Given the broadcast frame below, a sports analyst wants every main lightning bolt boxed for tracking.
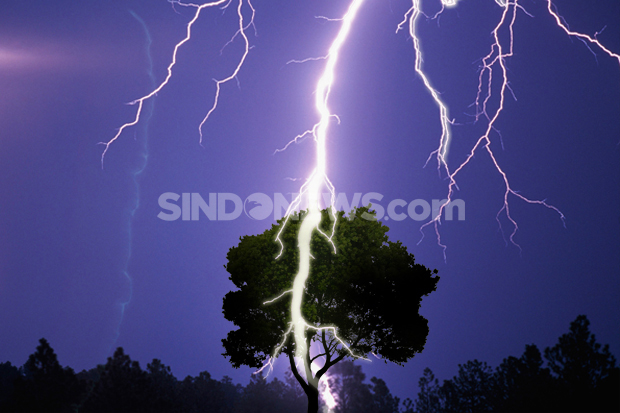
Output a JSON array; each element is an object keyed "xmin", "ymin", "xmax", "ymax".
[{"xmin": 259, "ymin": 0, "xmax": 367, "ymax": 385}]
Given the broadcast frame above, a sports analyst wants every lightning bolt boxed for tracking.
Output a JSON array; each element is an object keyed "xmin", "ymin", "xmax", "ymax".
[
  {"xmin": 546, "ymin": 1, "xmax": 620, "ymax": 67},
  {"xmin": 258, "ymin": 0, "xmax": 367, "ymax": 382},
  {"xmin": 110, "ymin": 10, "xmax": 157, "ymax": 349},
  {"xmin": 263, "ymin": 0, "xmax": 619, "ymax": 387},
  {"xmin": 398, "ymin": 1, "xmax": 453, "ymax": 170},
  {"xmin": 400, "ymin": 0, "xmax": 617, "ymax": 259},
  {"xmin": 99, "ymin": 0, "xmax": 254, "ymax": 167},
  {"xmin": 417, "ymin": 0, "xmax": 563, "ymax": 258}
]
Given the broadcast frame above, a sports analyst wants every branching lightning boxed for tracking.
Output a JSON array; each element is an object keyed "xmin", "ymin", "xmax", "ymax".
[
  {"xmin": 100, "ymin": 0, "xmax": 254, "ymax": 167},
  {"xmin": 546, "ymin": 1, "xmax": 620, "ymax": 67},
  {"xmin": 399, "ymin": 0, "xmax": 617, "ymax": 259},
  {"xmin": 397, "ymin": 1, "xmax": 452, "ymax": 170},
  {"xmin": 103, "ymin": 0, "xmax": 254, "ymax": 348},
  {"xmin": 263, "ymin": 1, "xmax": 618, "ymax": 401},
  {"xmin": 416, "ymin": 0, "xmax": 564, "ymax": 258}
]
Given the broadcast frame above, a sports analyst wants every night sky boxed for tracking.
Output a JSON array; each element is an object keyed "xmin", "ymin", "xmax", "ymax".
[{"xmin": 0, "ymin": 0, "xmax": 618, "ymax": 402}]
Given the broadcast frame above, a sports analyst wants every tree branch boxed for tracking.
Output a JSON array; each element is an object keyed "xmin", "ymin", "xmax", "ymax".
[
  {"xmin": 310, "ymin": 352, "xmax": 328, "ymax": 363},
  {"xmin": 288, "ymin": 351, "xmax": 310, "ymax": 394},
  {"xmin": 322, "ymin": 330, "xmax": 330, "ymax": 357},
  {"xmin": 316, "ymin": 334, "xmax": 365, "ymax": 380}
]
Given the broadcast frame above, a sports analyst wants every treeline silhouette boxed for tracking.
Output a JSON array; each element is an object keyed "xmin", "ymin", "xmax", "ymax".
[
  {"xmin": 0, "ymin": 342, "xmax": 397, "ymax": 412},
  {"xmin": 0, "ymin": 315, "xmax": 617, "ymax": 412},
  {"xmin": 404, "ymin": 315, "xmax": 619, "ymax": 413}
]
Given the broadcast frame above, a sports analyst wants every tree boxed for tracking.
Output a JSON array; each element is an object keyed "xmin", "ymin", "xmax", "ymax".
[
  {"xmin": 369, "ymin": 376, "xmax": 400, "ymax": 413},
  {"xmin": 12, "ymin": 338, "xmax": 84, "ymax": 413},
  {"xmin": 232, "ymin": 372, "xmax": 303, "ymax": 413},
  {"xmin": 413, "ymin": 368, "xmax": 441, "ymax": 413},
  {"xmin": 544, "ymin": 315, "xmax": 619, "ymax": 412},
  {"xmin": 82, "ymin": 347, "xmax": 151, "ymax": 412},
  {"xmin": 178, "ymin": 372, "xmax": 241, "ymax": 413},
  {"xmin": 409, "ymin": 315, "xmax": 620, "ymax": 413},
  {"xmin": 145, "ymin": 359, "xmax": 178, "ymax": 412},
  {"xmin": 441, "ymin": 360, "xmax": 493, "ymax": 413},
  {"xmin": 0, "ymin": 362, "xmax": 20, "ymax": 412},
  {"xmin": 492, "ymin": 344, "xmax": 554, "ymax": 412},
  {"xmin": 324, "ymin": 361, "xmax": 400, "ymax": 413},
  {"xmin": 222, "ymin": 206, "xmax": 439, "ymax": 413},
  {"xmin": 330, "ymin": 360, "xmax": 373, "ymax": 412}
]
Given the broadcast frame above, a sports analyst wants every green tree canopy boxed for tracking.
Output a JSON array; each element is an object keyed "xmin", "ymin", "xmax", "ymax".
[{"xmin": 222, "ymin": 206, "xmax": 439, "ymax": 412}]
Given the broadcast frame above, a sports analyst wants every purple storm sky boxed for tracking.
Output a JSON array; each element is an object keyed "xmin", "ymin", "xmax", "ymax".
[{"xmin": 0, "ymin": 0, "xmax": 618, "ymax": 402}]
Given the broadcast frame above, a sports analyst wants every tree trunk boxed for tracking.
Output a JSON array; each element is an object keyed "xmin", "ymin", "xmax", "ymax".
[{"xmin": 306, "ymin": 385, "xmax": 320, "ymax": 413}]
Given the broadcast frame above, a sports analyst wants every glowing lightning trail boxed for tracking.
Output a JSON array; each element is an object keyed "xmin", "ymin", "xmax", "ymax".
[
  {"xmin": 397, "ymin": 1, "xmax": 452, "ymax": 170},
  {"xmin": 265, "ymin": 0, "xmax": 619, "ymax": 379},
  {"xmin": 260, "ymin": 0, "xmax": 367, "ymax": 385},
  {"xmin": 288, "ymin": 0, "xmax": 365, "ymax": 370},
  {"xmin": 101, "ymin": 0, "xmax": 618, "ymax": 394}
]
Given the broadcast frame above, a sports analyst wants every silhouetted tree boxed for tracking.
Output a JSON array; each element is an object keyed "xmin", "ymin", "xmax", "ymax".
[
  {"xmin": 369, "ymin": 377, "xmax": 400, "ymax": 413},
  {"xmin": 233, "ymin": 372, "xmax": 305, "ymax": 413},
  {"xmin": 491, "ymin": 344, "xmax": 554, "ymax": 412},
  {"xmin": 330, "ymin": 360, "xmax": 374, "ymax": 412},
  {"xmin": 411, "ymin": 315, "xmax": 620, "ymax": 413},
  {"xmin": 284, "ymin": 368, "xmax": 309, "ymax": 411},
  {"xmin": 442, "ymin": 360, "xmax": 493, "ymax": 413},
  {"xmin": 81, "ymin": 347, "xmax": 151, "ymax": 412},
  {"xmin": 412, "ymin": 368, "xmax": 441, "ymax": 413},
  {"xmin": 178, "ymin": 371, "xmax": 240, "ymax": 412},
  {"xmin": 222, "ymin": 206, "xmax": 439, "ymax": 413},
  {"xmin": 544, "ymin": 315, "xmax": 619, "ymax": 412},
  {"xmin": 0, "ymin": 362, "xmax": 20, "ymax": 412},
  {"xmin": 12, "ymin": 338, "xmax": 83, "ymax": 412},
  {"xmin": 145, "ymin": 359, "xmax": 178, "ymax": 412}
]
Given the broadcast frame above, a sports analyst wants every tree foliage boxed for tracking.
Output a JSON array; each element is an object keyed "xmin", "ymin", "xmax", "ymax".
[
  {"xmin": 222, "ymin": 206, "xmax": 439, "ymax": 411},
  {"xmin": 222, "ymin": 207, "xmax": 439, "ymax": 368}
]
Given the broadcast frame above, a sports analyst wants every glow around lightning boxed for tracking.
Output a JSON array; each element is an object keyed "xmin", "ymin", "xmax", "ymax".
[
  {"xmin": 261, "ymin": 0, "xmax": 367, "ymax": 386},
  {"xmin": 289, "ymin": 0, "xmax": 365, "ymax": 363}
]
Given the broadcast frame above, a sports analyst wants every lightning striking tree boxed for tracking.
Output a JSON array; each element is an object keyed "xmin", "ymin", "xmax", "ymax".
[{"xmin": 222, "ymin": 206, "xmax": 439, "ymax": 413}]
